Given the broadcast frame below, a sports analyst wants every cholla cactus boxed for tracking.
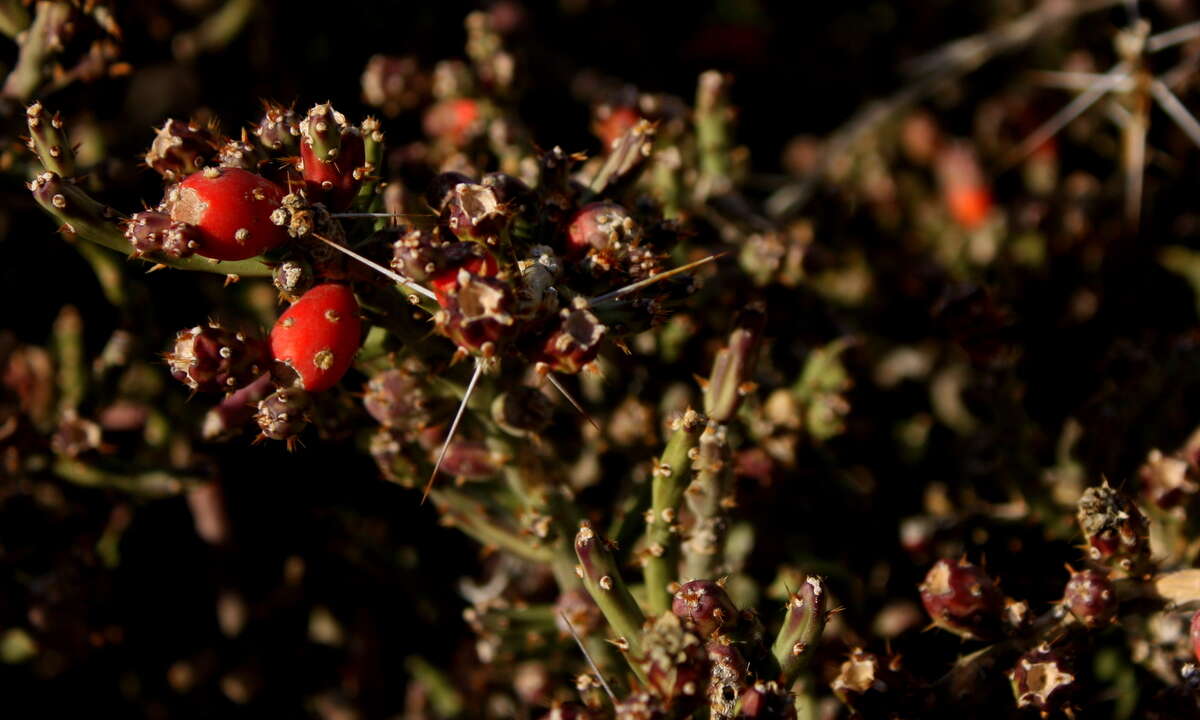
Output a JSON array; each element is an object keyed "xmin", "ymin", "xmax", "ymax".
[{"xmin": 18, "ymin": 5, "xmax": 1200, "ymax": 719}]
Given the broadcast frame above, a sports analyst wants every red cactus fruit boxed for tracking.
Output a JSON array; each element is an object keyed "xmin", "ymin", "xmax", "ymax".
[
  {"xmin": 671, "ymin": 579, "xmax": 737, "ymax": 637},
  {"xmin": 165, "ymin": 167, "xmax": 289, "ymax": 261},
  {"xmin": 919, "ymin": 557, "xmax": 1004, "ymax": 639},
  {"xmin": 270, "ymin": 284, "xmax": 363, "ymax": 392},
  {"xmin": 300, "ymin": 125, "xmax": 366, "ymax": 211},
  {"xmin": 1063, "ymin": 568, "xmax": 1117, "ymax": 629},
  {"xmin": 936, "ymin": 142, "xmax": 992, "ymax": 230}
]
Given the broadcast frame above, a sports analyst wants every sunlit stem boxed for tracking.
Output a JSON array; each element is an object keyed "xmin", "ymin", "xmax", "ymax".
[
  {"xmin": 422, "ymin": 357, "xmax": 485, "ymax": 504},
  {"xmin": 586, "ymin": 253, "xmax": 726, "ymax": 306},
  {"xmin": 312, "ymin": 232, "xmax": 437, "ymax": 301}
]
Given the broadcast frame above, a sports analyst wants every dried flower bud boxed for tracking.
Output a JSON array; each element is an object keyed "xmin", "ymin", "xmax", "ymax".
[
  {"xmin": 528, "ymin": 299, "xmax": 606, "ymax": 375},
  {"xmin": 638, "ymin": 613, "xmax": 709, "ymax": 709},
  {"xmin": 831, "ymin": 648, "xmax": 906, "ymax": 716},
  {"xmin": 919, "ymin": 557, "xmax": 1003, "ymax": 640},
  {"xmin": 1063, "ymin": 568, "xmax": 1117, "ymax": 629},
  {"xmin": 425, "ymin": 172, "xmax": 477, "ymax": 212},
  {"xmin": 145, "ymin": 118, "xmax": 221, "ymax": 180},
  {"xmin": 1009, "ymin": 644, "xmax": 1075, "ymax": 714},
  {"xmin": 166, "ymin": 323, "xmax": 268, "ymax": 393},
  {"xmin": 1139, "ymin": 447, "xmax": 1199, "ymax": 510},
  {"xmin": 444, "ymin": 182, "xmax": 509, "ymax": 240},
  {"xmin": 1076, "ymin": 482, "xmax": 1151, "ymax": 572}
]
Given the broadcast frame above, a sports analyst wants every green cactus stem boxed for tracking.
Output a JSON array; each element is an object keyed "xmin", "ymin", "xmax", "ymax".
[
  {"xmin": 356, "ymin": 117, "xmax": 385, "ymax": 206},
  {"xmin": 52, "ymin": 305, "xmax": 86, "ymax": 414},
  {"xmin": 0, "ymin": 0, "xmax": 30, "ymax": 39},
  {"xmin": 771, "ymin": 575, "xmax": 828, "ymax": 686},
  {"xmin": 3, "ymin": 1, "xmax": 73, "ymax": 101},
  {"xmin": 588, "ymin": 119, "xmax": 657, "ymax": 196},
  {"xmin": 26, "ymin": 101, "xmax": 75, "ymax": 177},
  {"xmin": 694, "ymin": 70, "xmax": 734, "ymax": 198},
  {"xmin": 172, "ymin": 0, "xmax": 258, "ymax": 60},
  {"xmin": 574, "ymin": 521, "xmax": 646, "ymax": 660},
  {"xmin": 29, "ymin": 172, "xmax": 272, "ymax": 277},
  {"xmin": 704, "ymin": 305, "xmax": 765, "ymax": 424},
  {"xmin": 644, "ymin": 408, "xmax": 705, "ymax": 614},
  {"xmin": 431, "ymin": 486, "xmax": 555, "ymax": 565},
  {"xmin": 52, "ymin": 458, "xmax": 202, "ymax": 497},
  {"xmin": 681, "ymin": 421, "xmax": 733, "ymax": 581}
]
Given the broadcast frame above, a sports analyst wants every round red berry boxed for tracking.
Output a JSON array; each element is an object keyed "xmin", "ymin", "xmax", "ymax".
[
  {"xmin": 166, "ymin": 167, "xmax": 289, "ymax": 261},
  {"xmin": 270, "ymin": 284, "xmax": 363, "ymax": 392}
]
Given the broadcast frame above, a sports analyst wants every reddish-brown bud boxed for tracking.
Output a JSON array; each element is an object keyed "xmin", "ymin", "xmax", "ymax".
[
  {"xmin": 255, "ymin": 388, "xmax": 311, "ymax": 443},
  {"xmin": 124, "ymin": 210, "xmax": 204, "ymax": 259},
  {"xmin": 671, "ymin": 579, "xmax": 737, "ymax": 637},
  {"xmin": 1063, "ymin": 568, "xmax": 1117, "ymax": 629},
  {"xmin": 145, "ymin": 118, "xmax": 221, "ymax": 180},
  {"xmin": 166, "ymin": 322, "xmax": 268, "ymax": 393},
  {"xmin": 919, "ymin": 557, "xmax": 1003, "ymax": 639}
]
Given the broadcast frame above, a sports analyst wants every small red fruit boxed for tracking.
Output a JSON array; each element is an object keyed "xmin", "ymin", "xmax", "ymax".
[
  {"xmin": 165, "ymin": 167, "xmax": 289, "ymax": 261},
  {"xmin": 270, "ymin": 284, "xmax": 363, "ymax": 392}
]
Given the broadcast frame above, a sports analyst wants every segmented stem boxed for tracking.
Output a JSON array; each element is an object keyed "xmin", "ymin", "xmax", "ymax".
[{"xmin": 643, "ymin": 409, "xmax": 705, "ymax": 614}]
